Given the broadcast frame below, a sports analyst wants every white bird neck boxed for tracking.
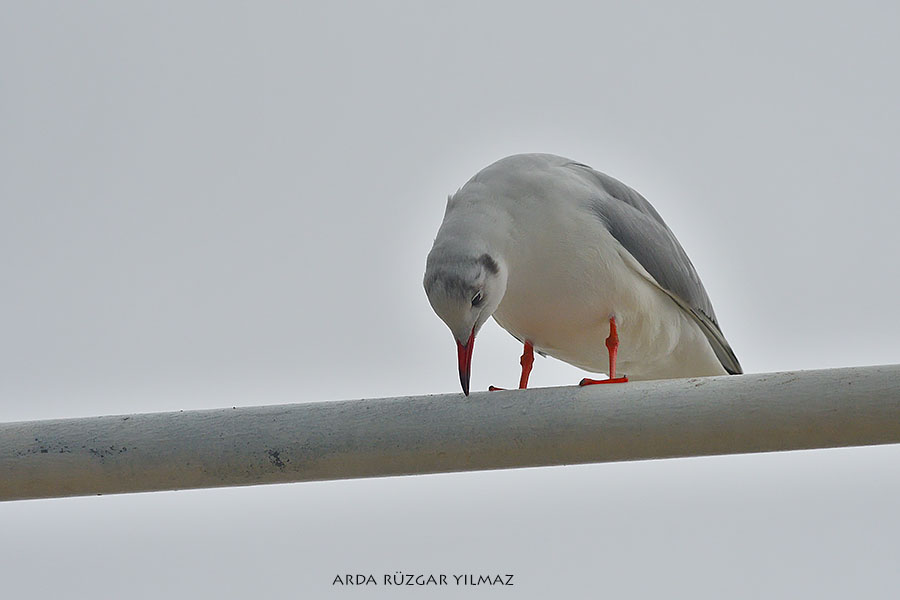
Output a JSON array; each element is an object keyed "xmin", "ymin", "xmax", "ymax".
[{"xmin": 434, "ymin": 189, "xmax": 515, "ymax": 264}]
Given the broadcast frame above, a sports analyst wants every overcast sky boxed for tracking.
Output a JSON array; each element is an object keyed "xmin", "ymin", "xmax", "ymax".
[{"xmin": 2, "ymin": 1, "xmax": 899, "ymax": 598}]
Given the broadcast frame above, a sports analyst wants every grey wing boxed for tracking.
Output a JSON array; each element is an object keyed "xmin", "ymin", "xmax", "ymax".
[{"xmin": 566, "ymin": 162, "xmax": 743, "ymax": 375}]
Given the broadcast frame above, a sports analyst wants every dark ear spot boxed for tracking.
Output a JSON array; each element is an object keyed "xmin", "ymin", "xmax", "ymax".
[{"xmin": 479, "ymin": 254, "xmax": 499, "ymax": 274}]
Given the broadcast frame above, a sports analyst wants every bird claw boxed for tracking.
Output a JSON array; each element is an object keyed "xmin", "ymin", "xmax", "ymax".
[
  {"xmin": 580, "ymin": 376, "xmax": 629, "ymax": 386},
  {"xmin": 488, "ymin": 385, "xmax": 505, "ymax": 391}
]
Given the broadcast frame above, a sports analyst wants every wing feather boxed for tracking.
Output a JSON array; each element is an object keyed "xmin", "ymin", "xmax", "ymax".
[{"xmin": 566, "ymin": 162, "xmax": 743, "ymax": 375}]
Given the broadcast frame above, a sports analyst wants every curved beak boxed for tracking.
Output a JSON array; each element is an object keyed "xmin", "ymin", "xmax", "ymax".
[{"xmin": 456, "ymin": 329, "xmax": 476, "ymax": 396}]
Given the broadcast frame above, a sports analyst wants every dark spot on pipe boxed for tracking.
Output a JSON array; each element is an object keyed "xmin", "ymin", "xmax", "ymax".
[
  {"xmin": 266, "ymin": 449, "xmax": 286, "ymax": 469},
  {"xmin": 89, "ymin": 445, "xmax": 126, "ymax": 461}
]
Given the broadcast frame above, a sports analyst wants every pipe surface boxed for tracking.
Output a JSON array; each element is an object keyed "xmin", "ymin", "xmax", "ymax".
[{"xmin": 1, "ymin": 365, "xmax": 899, "ymax": 501}]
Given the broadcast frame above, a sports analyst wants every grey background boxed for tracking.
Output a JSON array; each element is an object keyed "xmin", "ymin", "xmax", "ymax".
[{"xmin": 2, "ymin": 1, "xmax": 899, "ymax": 598}]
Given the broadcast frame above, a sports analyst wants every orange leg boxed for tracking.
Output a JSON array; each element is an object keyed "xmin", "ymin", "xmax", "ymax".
[
  {"xmin": 580, "ymin": 317, "xmax": 629, "ymax": 386},
  {"xmin": 518, "ymin": 341, "xmax": 534, "ymax": 389},
  {"xmin": 490, "ymin": 341, "xmax": 534, "ymax": 391}
]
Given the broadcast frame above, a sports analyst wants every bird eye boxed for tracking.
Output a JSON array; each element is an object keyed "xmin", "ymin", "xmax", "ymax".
[{"xmin": 471, "ymin": 291, "xmax": 484, "ymax": 307}]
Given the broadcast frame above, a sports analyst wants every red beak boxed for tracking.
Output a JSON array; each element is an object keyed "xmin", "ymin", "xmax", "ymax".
[{"xmin": 456, "ymin": 329, "xmax": 476, "ymax": 396}]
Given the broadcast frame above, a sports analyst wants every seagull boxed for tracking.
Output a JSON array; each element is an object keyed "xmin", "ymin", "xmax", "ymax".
[{"xmin": 423, "ymin": 153, "xmax": 742, "ymax": 395}]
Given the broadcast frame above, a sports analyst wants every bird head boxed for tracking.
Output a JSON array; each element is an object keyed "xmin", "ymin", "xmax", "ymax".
[{"xmin": 424, "ymin": 250, "xmax": 508, "ymax": 395}]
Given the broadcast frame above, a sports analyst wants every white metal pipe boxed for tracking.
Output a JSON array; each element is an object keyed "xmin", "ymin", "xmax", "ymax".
[{"xmin": 1, "ymin": 365, "xmax": 899, "ymax": 502}]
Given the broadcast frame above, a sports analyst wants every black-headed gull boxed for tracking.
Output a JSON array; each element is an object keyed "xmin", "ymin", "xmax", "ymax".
[{"xmin": 424, "ymin": 153, "xmax": 742, "ymax": 395}]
